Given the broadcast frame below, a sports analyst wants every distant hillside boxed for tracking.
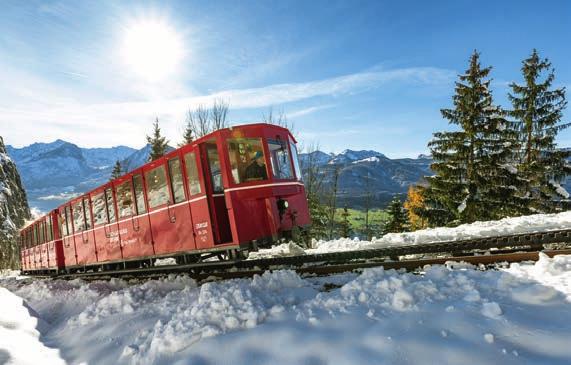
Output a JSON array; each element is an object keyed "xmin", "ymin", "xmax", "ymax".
[{"xmin": 299, "ymin": 149, "xmax": 432, "ymax": 208}]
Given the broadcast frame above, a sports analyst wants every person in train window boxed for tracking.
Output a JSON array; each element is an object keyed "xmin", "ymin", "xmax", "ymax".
[{"xmin": 245, "ymin": 151, "xmax": 268, "ymax": 181}]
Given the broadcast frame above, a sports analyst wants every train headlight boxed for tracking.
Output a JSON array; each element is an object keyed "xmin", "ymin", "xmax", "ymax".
[{"xmin": 277, "ymin": 198, "xmax": 288, "ymax": 219}]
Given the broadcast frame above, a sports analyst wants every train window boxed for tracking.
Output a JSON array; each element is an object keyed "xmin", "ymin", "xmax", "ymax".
[
  {"xmin": 168, "ymin": 158, "xmax": 186, "ymax": 203},
  {"xmin": 65, "ymin": 205, "xmax": 73, "ymax": 236},
  {"xmin": 227, "ymin": 138, "xmax": 268, "ymax": 184},
  {"xmin": 116, "ymin": 180, "xmax": 134, "ymax": 218},
  {"xmin": 59, "ymin": 211, "xmax": 67, "ymax": 237},
  {"xmin": 268, "ymin": 139, "xmax": 294, "ymax": 180},
  {"xmin": 84, "ymin": 198, "xmax": 93, "ymax": 230},
  {"xmin": 184, "ymin": 153, "xmax": 201, "ymax": 195},
  {"xmin": 289, "ymin": 140, "xmax": 302, "ymax": 181},
  {"xmin": 133, "ymin": 174, "xmax": 147, "ymax": 214},
  {"xmin": 73, "ymin": 201, "xmax": 86, "ymax": 233},
  {"xmin": 33, "ymin": 224, "xmax": 38, "ymax": 245},
  {"xmin": 92, "ymin": 192, "xmax": 107, "ymax": 226},
  {"xmin": 105, "ymin": 188, "xmax": 116, "ymax": 223},
  {"xmin": 39, "ymin": 221, "xmax": 45, "ymax": 244},
  {"xmin": 205, "ymin": 144, "xmax": 224, "ymax": 192},
  {"xmin": 46, "ymin": 215, "xmax": 53, "ymax": 242},
  {"xmin": 145, "ymin": 165, "xmax": 169, "ymax": 208}
]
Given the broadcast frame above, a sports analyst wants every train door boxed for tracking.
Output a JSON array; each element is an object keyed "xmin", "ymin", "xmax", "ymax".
[
  {"xmin": 183, "ymin": 151, "xmax": 214, "ymax": 249},
  {"xmin": 145, "ymin": 158, "xmax": 196, "ymax": 255},
  {"xmin": 61, "ymin": 204, "xmax": 77, "ymax": 267},
  {"xmin": 92, "ymin": 188, "xmax": 122, "ymax": 263},
  {"xmin": 115, "ymin": 175, "xmax": 154, "ymax": 259},
  {"xmin": 201, "ymin": 142, "xmax": 232, "ymax": 244}
]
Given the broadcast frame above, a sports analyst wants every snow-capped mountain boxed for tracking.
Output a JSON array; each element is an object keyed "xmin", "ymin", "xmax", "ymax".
[
  {"xmin": 329, "ymin": 149, "xmax": 386, "ymax": 164},
  {"xmin": 6, "ymin": 140, "xmax": 178, "ymax": 212},
  {"xmin": 298, "ymin": 149, "xmax": 433, "ymax": 208},
  {"xmin": 82, "ymin": 146, "xmax": 137, "ymax": 169},
  {"xmin": 6, "ymin": 141, "xmax": 138, "ymax": 212}
]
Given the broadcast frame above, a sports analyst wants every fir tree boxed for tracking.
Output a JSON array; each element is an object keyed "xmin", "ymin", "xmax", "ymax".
[
  {"xmin": 110, "ymin": 160, "xmax": 123, "ymax": 180},
  {"xmin": 384, "ymin": 196, "xmax": 408, "ymax": 233},
  {"xmin": 307, "ymin": 192, "xmax": 328, "ymax": 239},
  {"xmin": 180, "ymin": 119, "xmax": 194, "ymax": 147},
  {"xmin": 146, "ymin": 118, "xmax": 169, "ymax": 161},
  {"xmin": 509, "ymin": 49, "xmax": 570, "ymax": 212},
  {"xmin": 425, "ymin": 51, "xmax": 522, "ymax": 225},
  {"xmin": 338, "ymin": 205, "xmax": 352, "ymax": 238}
]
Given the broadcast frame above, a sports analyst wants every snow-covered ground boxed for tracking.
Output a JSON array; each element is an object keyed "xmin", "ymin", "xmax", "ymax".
[
  {"xmin": 1, "ymin": 253, "xmax": 571, "ymax": 364},
  {"xmin": 251, "ymin": 211, "xmax": 571, "ymax": 259}
]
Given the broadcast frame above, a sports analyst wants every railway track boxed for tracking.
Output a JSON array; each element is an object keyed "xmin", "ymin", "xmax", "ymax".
[{"xmin": 31, "ymin": 227, "xmax": 571, "ymax": 282}]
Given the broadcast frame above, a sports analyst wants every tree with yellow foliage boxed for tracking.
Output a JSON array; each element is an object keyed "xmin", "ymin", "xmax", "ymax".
[{"xmin": 404, "ymin": 185, "xmax": 429, "ymax": 231}]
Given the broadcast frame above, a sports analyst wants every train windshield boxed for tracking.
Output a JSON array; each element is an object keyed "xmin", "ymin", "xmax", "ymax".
[
  {"xmin": 227, "ymin": 138, "xmax": 268, "ymax": 184},
  {"xmin": 268, "ymin": 139, "xmax": 294, "ymax": 180},
  {"xmin": 289, "ymin": 140, "xmax": 302, "ymax": 180}
]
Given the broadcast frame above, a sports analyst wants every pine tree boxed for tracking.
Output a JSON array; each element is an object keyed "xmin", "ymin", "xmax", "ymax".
[
  {"xmin": 384, "ymin": 196, "xmax": 408, "ymax": 233},
  {"xmin": 338, "ymin": 205, "xmax": 352, "ymax": 238},
  {"xmin": 146, "ymin": 118, "xmax": 169, "ymax": 161},
  {"xmin": 404, "ymin": 185, "xmax": 428, "ymax": 231},
  {"xmin": 180, "ymin": 119, "xmax": 194, "ymax": 147},
  {"xmin": 509, "ymin": 49, "xmax": 570, "ymax": 212},
  {"xmin": 307, "ymin": 192, "xmax": 328, "ymax": 239},
  {"xmin": 424, "ymin": 51, "xmax": 522, "ymax": 225},
  {"xmin": 110, "ymin": 160, "xmax": 122, "ymax": 180}
]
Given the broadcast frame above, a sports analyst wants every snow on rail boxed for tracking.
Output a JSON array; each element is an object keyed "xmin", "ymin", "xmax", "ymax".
[{"xmin": 252, "ymin": 211, "xmax": 571, "ymax": 259}]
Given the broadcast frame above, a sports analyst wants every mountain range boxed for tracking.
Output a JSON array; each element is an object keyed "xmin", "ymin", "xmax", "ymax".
[
  {"xmin": 5, "ymin": 139, "xmax": 571, "ymax": 213},
  {"xmin": 6, "ymin": 140, "xmax": 148, "ymax": 212},
  {"xmin": 300, "ymin": 149, "xmax": 433, "ymax": 208},
  {"xmin": 6, "ymin": 140, "xmax": 434, "ymax": 211}
]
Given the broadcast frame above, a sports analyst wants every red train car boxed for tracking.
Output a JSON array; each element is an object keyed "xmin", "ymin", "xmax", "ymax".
[
  {"xmin": 19, "ymin": 210, "xmax": 64, "ymax": 274},
  {"xmin": 20, "ymin": 123, "xmax": 310, "ymax": 275}
]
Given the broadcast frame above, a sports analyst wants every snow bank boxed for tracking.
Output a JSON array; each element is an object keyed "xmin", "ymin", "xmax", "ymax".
[
  {"xmin": 287, "ymin": 211, "xmax": 571, "ymax": 255},
  {"xmin": 0, "ymin": 287, "xmax": 65, "ymax": 365},
  {"xmin": 1, "ymin": 255, "xmax": 570, "ymax": 364}
]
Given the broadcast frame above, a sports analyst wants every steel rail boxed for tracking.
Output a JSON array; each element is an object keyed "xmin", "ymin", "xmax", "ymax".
[
  {"xmin": 32, "ymin": 227, "xmax": 571, "ymax": 281},
  {"xmin": 51, "ymin": 248, "xmax": 571, "ymax": 283}
]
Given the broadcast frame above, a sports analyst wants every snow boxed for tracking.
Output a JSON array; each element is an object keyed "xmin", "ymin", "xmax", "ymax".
[
  {"xmin": 0, "ymin": 287, "xmax": 65, "ymax": 365},
  {"xmin": 254, "ymin": 211, "xmax": 571, "ymax": 257},
  {"xmin": 1, "ymin": 254, "xmax": 571, "ymax": 364},
  {"xmin": 550, "ymin": 180, "xmax": 570, "ymax": 199},
  {"xmin": 501, "ymin": 163, "xmax": 518, "ymax": 174},
  {"xmin": 352, "ymin": 156, "xmax": 381, "ymax": 164}
]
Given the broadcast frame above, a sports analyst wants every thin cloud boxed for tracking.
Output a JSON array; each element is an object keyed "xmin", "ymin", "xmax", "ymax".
[
  {"xmin": 0, "ymin": 66, "xmax": 455, "ymax": 147},
  {"xmin": 287, "ymin": 104, "xmax": 335, "ymax": 119}
]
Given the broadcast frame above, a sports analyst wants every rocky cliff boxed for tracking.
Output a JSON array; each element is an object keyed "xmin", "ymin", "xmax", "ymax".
[{"xmin": 0, "ymin": 136, "xmax": 31, "ymax": 268}]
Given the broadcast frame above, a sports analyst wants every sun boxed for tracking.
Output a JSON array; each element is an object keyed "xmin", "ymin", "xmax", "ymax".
[{"xmin": 121, "ymin": 19, "xmax": 184, "ymax": 82}]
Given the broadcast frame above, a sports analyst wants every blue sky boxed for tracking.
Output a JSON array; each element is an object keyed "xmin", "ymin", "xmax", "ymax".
[{"xmin": 0, "ymin": 0, "xmax": 569, "ymax": 157}]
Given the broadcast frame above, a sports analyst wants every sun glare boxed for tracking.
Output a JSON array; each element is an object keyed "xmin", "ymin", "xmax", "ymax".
[{"xmin": 121, "ymin": 19, "xmax": 184, "ymax": 82}]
